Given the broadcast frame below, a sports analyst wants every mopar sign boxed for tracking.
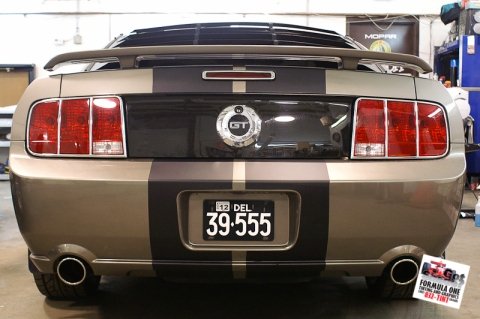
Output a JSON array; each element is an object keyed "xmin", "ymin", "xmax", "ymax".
[
  {"xmin": 365, "ymin": 34, "xmax": 398, "ymax": 40},
  {"xmin": 346, "ymin": 17, "xmax": 419, "ymax": 71}
]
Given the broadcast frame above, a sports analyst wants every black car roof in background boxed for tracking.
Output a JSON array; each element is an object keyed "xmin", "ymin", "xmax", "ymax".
[
  {"xmin": 110, "ymin": 22, "xmax": 361, "ymax": 49},
  {"xmin": 44, "ymin": 22, "xmax": 431, "ymax": 73}
]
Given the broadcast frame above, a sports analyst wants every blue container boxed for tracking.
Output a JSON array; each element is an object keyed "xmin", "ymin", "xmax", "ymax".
[{"xmin": 475, "ymin": 197, "xmax": 480, "ymax": 227}]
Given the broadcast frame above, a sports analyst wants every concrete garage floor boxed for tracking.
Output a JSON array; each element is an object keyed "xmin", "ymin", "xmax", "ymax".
[{"xmin": 1, "ymin": 181, "xmax": 479, "ymax": 319}]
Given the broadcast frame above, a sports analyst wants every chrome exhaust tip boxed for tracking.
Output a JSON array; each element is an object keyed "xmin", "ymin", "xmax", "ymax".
[
  {"xmin": 56, "ymin": 257, "xmax": 87, "ymax": 286},
  {"xmin": 390, "ymin": 258, "xmax": 419, "ymax": 286}
]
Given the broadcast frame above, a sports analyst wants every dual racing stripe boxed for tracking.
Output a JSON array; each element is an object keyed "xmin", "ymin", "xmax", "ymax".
[
  {"xmin": 148, "ymin": 66, "xmax": 329, "ymax": 279},
  {"xmin": 148, "ymin": 160, "xmax": 330, "ymax": 279}
]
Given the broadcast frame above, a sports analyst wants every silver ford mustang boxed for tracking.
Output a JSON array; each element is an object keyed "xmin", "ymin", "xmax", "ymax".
[{"xmin": 10, "ymin": 22, "xmax": 465, "ymax": 300}]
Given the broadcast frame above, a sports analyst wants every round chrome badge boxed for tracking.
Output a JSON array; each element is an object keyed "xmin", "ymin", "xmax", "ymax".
[{"xmin": 216, "ymin": 105, "xmax": 261, "ymax": 148}]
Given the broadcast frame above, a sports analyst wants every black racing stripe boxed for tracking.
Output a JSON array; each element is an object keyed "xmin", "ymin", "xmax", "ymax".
[
  {"xmin": 246, "ymin": 182, "xmax": 329, "ymax": 278},
  {"xmin": 152, "ymin": 66, "xmax": 326, "ymax": 94},
  {"xmin": 153, "ymin": 66, "xmax": 231, "ymax": 93},
  {"xmin": 151, "ymin": 263, "xmax": 233, "ymax": 280},
  {"xmin": 148, "ymin": 161, "xmax": 233, "ymax": 276},
  {"xmin": 246, "ymin": 67, "xmax": 326, "ymax": 94},
  {"xmin": 245, "ymin": 161, "xmax": 329, "ymax": 278}
]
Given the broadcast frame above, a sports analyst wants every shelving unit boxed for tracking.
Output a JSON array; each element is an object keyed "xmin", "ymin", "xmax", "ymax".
[{"xmin": 435, "ymin": 34, "xmax": 480, "ymax": 178}]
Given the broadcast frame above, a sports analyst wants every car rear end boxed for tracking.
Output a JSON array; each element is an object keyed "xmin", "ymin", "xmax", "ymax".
[{"xmin": 9, "ymin": 23, "xmax": 466, "ymax": 299}]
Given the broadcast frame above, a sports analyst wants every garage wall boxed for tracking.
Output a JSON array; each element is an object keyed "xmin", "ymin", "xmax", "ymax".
[
  {"xmin": 0, "ymin": 0, "xmax": 454, "ymax": 78},
  {"xmin": 0, "ymin": 70, "xmax": 30, "ymax": 107}
]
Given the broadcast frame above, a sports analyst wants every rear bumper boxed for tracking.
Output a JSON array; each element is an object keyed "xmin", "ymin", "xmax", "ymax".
[{"xmin": 10, "ymin": 141, "xmax": 466, "ymax": 278}]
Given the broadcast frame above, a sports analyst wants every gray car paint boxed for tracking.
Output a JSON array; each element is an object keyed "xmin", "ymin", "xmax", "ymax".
[{"xmin": 10, "ymin": 60, "xmax": 466, "ymax": 279}]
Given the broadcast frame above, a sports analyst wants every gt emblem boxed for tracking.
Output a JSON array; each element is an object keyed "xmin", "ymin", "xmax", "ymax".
[
  {"xmin": 229, "ymin": 121, "xmax": 249, "ymax": 130},
  {"xmin": 216, "ymin": 105, "xmax": 261, "ymax": 148}
]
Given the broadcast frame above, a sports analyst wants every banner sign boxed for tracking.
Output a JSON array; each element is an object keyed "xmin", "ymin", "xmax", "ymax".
[
  {"xmin": 346, "ymin": 17, "xmax": 419, "ymax": 74},
  {"xmin": 413, "ymin": 254, "xmax": 470, "ymax": 309}
]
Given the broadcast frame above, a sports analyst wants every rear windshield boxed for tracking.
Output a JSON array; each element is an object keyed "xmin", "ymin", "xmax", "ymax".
[{"xmin": 125, "ymin": 95, "xmax": 353, "ymax": 159}]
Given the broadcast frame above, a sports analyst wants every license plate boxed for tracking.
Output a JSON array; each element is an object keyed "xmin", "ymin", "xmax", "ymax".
[{"xmin": 203, "ymin": 200, "xmax": 274, "ymax": 241}]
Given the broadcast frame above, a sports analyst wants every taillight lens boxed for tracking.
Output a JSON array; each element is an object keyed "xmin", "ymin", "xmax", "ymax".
[
  {"xmin": 27, "ymin": 96, "xmax": 125, "ymax": 157},
  {"xmin": 60, "ymin": 99, "xmax": 90, "ymax": 154},
  {"xmin": 28, "ymin": 100, "xmax": 59, "ymax": 154},
  {"xmin": 353, "ymin": 99, "xmax": 385, "ymax": 157},
  {"xmin": 92, "ymin": 97, "xmax": 124, "ymax": 155},
  {"xmin": 418, "ymin": 102, "xmax": 448, "ymax": 157},
  {"xmin": 387, "ymin": 101, "xmax": 416, "ymax": 157},
  {"xmin": 353, "ymin": 98, "xmax": 448, "ymax": 159}
]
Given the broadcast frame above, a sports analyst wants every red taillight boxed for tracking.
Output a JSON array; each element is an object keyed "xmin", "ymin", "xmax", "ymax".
[
  {"xmin": 353, "ymin": 99, "xmax": 385, "ymax": 157},
  {"xmin": 92, "ymin": 97, "xmax": 124, "ymax": 155},
  {"xmin": 353, "ymin": 98, "xmax": 448, "ymax": 159},
  {"xmin": 387, "ymin": 101, "xmax": 416, "ymax": 157},
  {"xmin": 60, "ymin": 99, "xmax": 90, "ymax": 154},
  {"xmin": 28, "ymin": 100, "xmax": 59, "ymax": 154},
  {"xmin": 27, "ymin": 96, "xmax": 125, "ymax": 157},
  {"xmin": 418, "ymin": 102, "xmax": 448, "ymax": 157}
]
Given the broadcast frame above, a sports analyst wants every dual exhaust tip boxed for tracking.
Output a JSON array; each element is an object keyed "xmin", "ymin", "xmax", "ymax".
[{"xmin": 56, "ymin": 257, "xmax": 87, "ymax": 286}]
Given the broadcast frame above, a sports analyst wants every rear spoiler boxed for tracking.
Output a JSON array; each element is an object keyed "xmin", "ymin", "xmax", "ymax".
[{"xmin": 44, "ymin": 45, "xmax": 432, "ymax": 74}]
